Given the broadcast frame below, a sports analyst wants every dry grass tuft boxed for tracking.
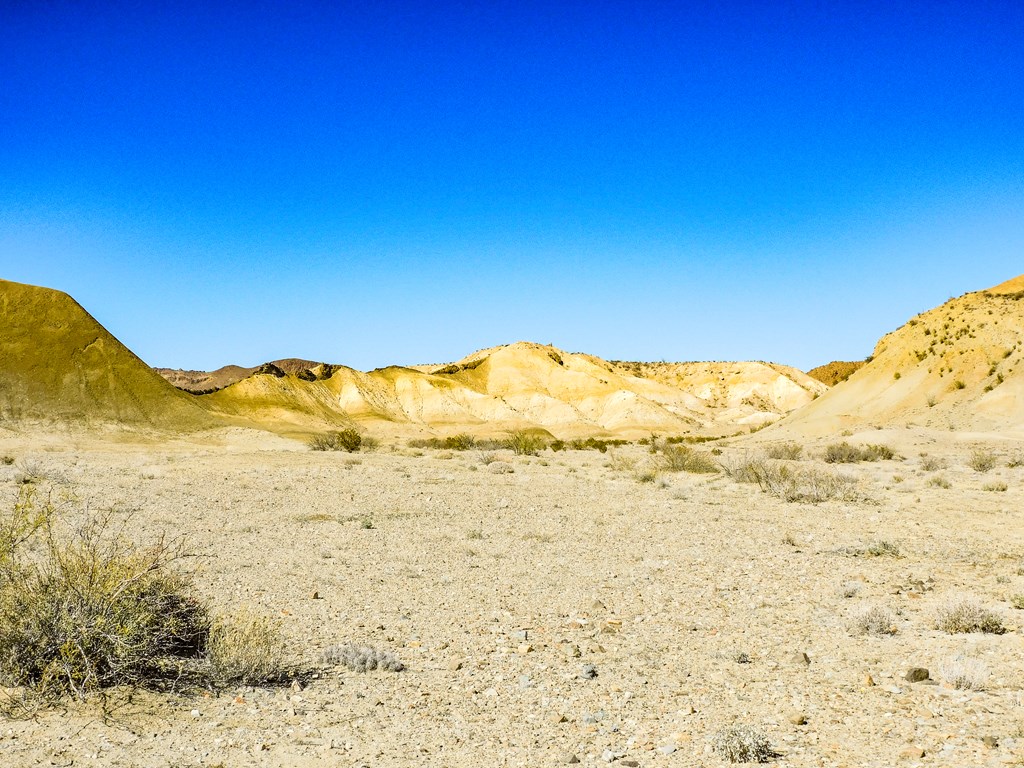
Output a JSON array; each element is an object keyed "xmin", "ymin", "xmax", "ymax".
[
  {"xmin": 711, "ymin": 724, "xmax": 776, "ymax": 763},
  {"xmin": 938, "ymin": 655, "xmax": 989, "ymax": 690},
  {"xmin": 850, "ymin": 606, "xmax": 898, "ymax": 636},
  {"xmin": 207, "ymin": 609, "xmax": 288, "ymax": 686}
]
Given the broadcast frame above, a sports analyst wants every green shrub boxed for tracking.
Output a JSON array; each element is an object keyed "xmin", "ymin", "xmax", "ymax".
[
  {"xmin": 309, "ymin": 429, "xmax": 362, "ymax": 452},
  {"xmin": 824, "ymin": 442, "xmax": 895, "ymax": 463},
  {"xmin": 0, "ymin": 489, "xmax": 209, "ymax": 698}
]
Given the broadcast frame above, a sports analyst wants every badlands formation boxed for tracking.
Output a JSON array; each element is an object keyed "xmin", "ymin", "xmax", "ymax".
[{"xmin": 0, "ymin": 275, "xmax": 1023, "ymax": 767}]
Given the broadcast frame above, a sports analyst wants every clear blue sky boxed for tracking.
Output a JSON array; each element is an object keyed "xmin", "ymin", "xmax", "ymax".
[{"xmin": 2, "ymin": 1, "xmax": 1022, "ymax": 371}]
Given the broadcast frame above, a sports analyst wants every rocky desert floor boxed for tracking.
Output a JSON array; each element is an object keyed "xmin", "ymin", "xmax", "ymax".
[{"xmin": 1, "ymin": 427, "xmax": 1023, "ymax": 767}]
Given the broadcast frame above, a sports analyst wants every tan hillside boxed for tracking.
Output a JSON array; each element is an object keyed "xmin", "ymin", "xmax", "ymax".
[
  {"xmin": 806, "ymin": 360, "xmax": 865, "ymax": 386},
  {"xmin": 0, "ymin": 279, "xmax": 213, "ymax": 430},
  {"xmin": 775, "ymin": 274, "xmax": 1024, "ymax": 435},
  {"xmin": 202, "ymin": 341, "xmax": 826, "ymax": 438}
]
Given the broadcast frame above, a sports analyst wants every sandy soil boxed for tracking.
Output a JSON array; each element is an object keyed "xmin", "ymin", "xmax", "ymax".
[{"xmin": 0, "ymin": 428, "xmax": 1023, "ymax": 767}]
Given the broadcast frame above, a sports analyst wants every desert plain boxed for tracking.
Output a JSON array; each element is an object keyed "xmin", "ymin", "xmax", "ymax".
[{"xmin": 1, "ymin": 276, "xmax": 1024, "ymax": 767}]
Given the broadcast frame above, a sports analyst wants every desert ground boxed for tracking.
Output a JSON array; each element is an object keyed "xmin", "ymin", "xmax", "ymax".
[{"xmin": 1, "ymin": 427, "xmax": 1022, "ymax": 767}]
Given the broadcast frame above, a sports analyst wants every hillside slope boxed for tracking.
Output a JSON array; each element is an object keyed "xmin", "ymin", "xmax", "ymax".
[
  {"xmin": 0, "ymin": 279, "xmax": 213, "ymax": 430},
  {"xmin": 775, "ymin": 274, "xmax": 1024, "ymax": 435}
]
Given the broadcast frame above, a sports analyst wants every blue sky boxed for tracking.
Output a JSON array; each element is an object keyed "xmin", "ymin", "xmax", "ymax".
[{"xmin": 2, "ymin": 1, "xmax": 1022, "ymax": 371}]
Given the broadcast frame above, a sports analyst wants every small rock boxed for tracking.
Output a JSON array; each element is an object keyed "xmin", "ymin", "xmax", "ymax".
[
  {"xmin": 621, "ymin": 761, "xmax": 640, "ymax": 767},
  {"xmin": 899, "ymin": 746, "xmax": 925, "ymax": 759},
  {"xmin": 311, "ymin": 591, "xmax": 321, "ymax": 599},
  {"xmin": 564, "ymin": 753, "xmax": 580, "ymax": 764},
  {"xmin": 448, "ymin": 659, "xmax": 463, "ymax": 671},
  {"xmin": 789, "ymin": 651, "xmax": 811, "ymax": 666},
  {"xmin": 518, "ymin": 675, "xmax": 533, "ymax": 689},
  {"xmin": 981, "ymin": 735, "xmax": 999, "ymax": 748},
  {"xmin": 190, "ymin": 709, "xmax": 201, "ymax": 718},
  {"xmin": 863, "ymin": 674, "xmax": 876, "ymax": 687},
  {"xmin": 550, "ymin": 712, "xmax": 568, "ymax": 724},
  {"xmin": 788, "ymin": 711, "xmax": 808, "ymax": 725},
  {"xmin": 580, "ymin": 663, "xmax": 598, "ymax": 680},
  {"xmin": 657, "ymin": 743, "xmax": 677, "ymax": 755},
  {"xmin": 517, "ymin": 643, "xmax": 534, "ymax": 654},
  {"xmin": 601, "ymin": 749, "xmax": 617, "ymax": 762},
  {"xmin": 905, "ymin": 667, "xmax": 930, "ymax": 683},
  {"xmin": 489, "ymin": 462, "xmax": 514, "ymax": 475}
]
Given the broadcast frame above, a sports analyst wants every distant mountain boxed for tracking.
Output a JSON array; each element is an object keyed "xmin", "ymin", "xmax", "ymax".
[{"xmin": 776, "ymin": 274, "xmax": 1024, "ymax": 435}]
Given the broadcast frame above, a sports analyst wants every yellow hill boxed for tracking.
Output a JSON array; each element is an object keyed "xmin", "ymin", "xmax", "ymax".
[
  {"xmin": 203, "ymin": 341, "xmax": 825, "ymax": 438},
  {"xmin": 775, "ymin": 275, "xmax": 1024, "ymax": 435},
  {"xmin": 0, "ymin": 279, "xmax": 213, "ymax": 430}
]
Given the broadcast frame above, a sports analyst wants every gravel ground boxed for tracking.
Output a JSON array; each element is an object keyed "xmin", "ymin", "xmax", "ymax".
[{"xmin": 0, "ymin": 430, "xmax": 1022, "ymax": 767}]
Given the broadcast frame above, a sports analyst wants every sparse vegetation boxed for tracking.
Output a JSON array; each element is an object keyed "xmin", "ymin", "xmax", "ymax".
[
  {"xmin": 711, "ymin": 724, "xmax": 776, "ymax": 763},
  {"xmin": 722, "ymin": 455, "xmax": 858, "ymax": 503},
  {"xmin": 928, "ymin": 475, "xmax": 951, "ymax": 489},
  {"xmin": 935, "ymin": 598, "xmax": 1005, "ymax": 634},
  {"xmin": 920, "ymin": 456, "xmax": 946, "ymax": 471},
  {"xmin": 983, "ymin": 481, "xmax": 1008, "ymax": 492},
  {"xmin": 309, "ymin": 429, "xmax": 363, "ymax": 452}
]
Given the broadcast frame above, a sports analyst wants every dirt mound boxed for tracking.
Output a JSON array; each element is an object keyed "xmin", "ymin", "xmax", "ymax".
[
  {"xmin": 0, "ymin": 279, "xmax": 213, "ymax": 430},
  {"xmin": 806, "ymin": 360, "xmax": 865, "ymax": 386},
  {"xmin": 775, "ymin": 274, "xmax": 1024, "ymax": 435}
]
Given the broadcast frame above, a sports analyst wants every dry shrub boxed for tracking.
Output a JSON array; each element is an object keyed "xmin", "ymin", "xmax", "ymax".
[
  {"xmin": 850, "ymin": 606, "xmax": 898, "ymax": 636},
  {"xmin": 935, "ymin": 598, "xmax": 1005, "ymax": 634},
  {"xmin": 711, "ymin": 724, "xmax": 776, "ymax": 763},
  {"xmin": 308, "ymin": 429, "xmax": 362, "ymax": 452},
  {"xmin": 920, "ymin": 456, "xmax": 947, "ymax": 471},
  {"xmin": 656, "ymin": 444, "xmax": 718, "ymax": 474},
  {"xmin": 939, "ymin": 655, "xmax": 989, "ymax": 690},
  {"xmin": 765, "ymin": 442, "xmax": 803, "ymax": 460},
  {"xmin": 607, "ymin": 450, "xmax": 638, "ymax": 472},
  {"xmin": 968, "ymin": 448, "xmax": 998, "ymax": 472},
  {"xmin": 207, "ymin": 609, "xmax": 287, "ymax": 685}
]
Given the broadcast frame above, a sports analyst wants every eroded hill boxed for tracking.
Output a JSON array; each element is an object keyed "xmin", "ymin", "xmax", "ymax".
[{"xmin": 775, "ymin": 274, "xmax": 1024, "ymax": 435}]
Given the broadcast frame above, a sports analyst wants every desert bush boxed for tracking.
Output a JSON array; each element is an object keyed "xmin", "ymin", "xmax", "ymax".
[
  {"xmin": 765, "ymin": 442, "xmax": 803, "ymax": 460},
  {"xmin": 920, "ymin": 456, "xmax": 947, "ymax": 471},
  {"xmin": 607, "ymin": 450, "xmax": 638, "ymax": 472},
  {"xmin": 938, "ymin": 655, "xmax": 989, "ymax": 690},
  {"xmin": 865, "ymin": 540, "xmax": 901, "ymax": 557},
  {"xmin": 320, "ymin": 643, "xmax": 405, "ymax": 672},
  {"xmin": 711, "ymin": 724, "xmax": 776, "ymax": 763},
  {"xmin": 824, "ymin": 442, "xmax": 895, "ymax": 463},
  {"xmin": 928, "ymin": 475, "xmax": 951, "ymax": 489},
  {"xmin": 1010, "ymin": 594, "xmax": 1024, "ymax": 610},
  {"xmin": 935, "ymin": 598, "xmax": 1005, "ymax": 634},
  {"xmin": 506, "ymin": 430, "xmax": 545, "ymax": 456},
  {"xmin": 850, "ymin": 606, "xmax": 898, "ymax": 636},
  {"xmin": 983, "ymin": 481, "xmax": 1008, "ymax": 492},
  {"xmin": 968, "ymin": 448, "xmax": 998, "ymax": 472},
  {"xmin": 656, "ymin": 444, "xmax": 718, "ymax": 474},
  {"xmin": 207, "ymin": 609, "xmax": 287, "ymax": 685},
  {"xmin": 1, "ymin": 456, "xmax": 13, "ymax": 466},
  {"xmin": 308, "ymin": 429, "xmax": 362, "ymax": 452},
  {"xmin": 0, "ymin": 489, "xmax": 209, "ymax": 698}
]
